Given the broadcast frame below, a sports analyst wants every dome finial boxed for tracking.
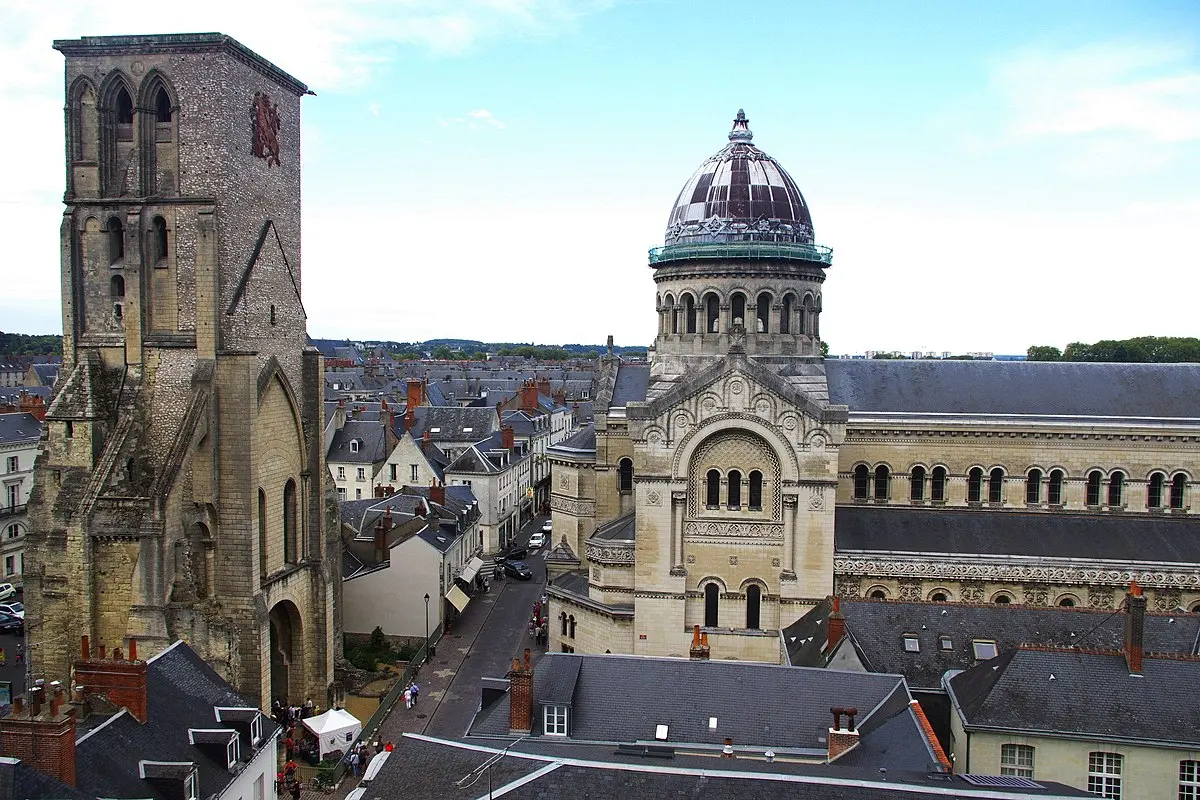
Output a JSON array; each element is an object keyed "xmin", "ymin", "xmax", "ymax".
[{"xmin": 728, "ymin": 108, "xmax": 753, "ymax": 142}]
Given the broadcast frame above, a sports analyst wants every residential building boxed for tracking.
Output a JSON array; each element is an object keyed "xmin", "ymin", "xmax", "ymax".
[
  {"xmin": 0, "ymin": 638, "xmax": 278, "ymax": 800},
  {"xmin": 445, "ymin": 426, "xmax": 533, "ymax": 552},
  {"xmin": 26, "ymin": 33, "xmax": 337, "ymax": 707},
  {"xmin": 0, "ymin": 412, "xmax": 40, "ymax": 585},
  {"xmin": 946, "ymin": 587, "xmax": 1200, "ymax": 799}
]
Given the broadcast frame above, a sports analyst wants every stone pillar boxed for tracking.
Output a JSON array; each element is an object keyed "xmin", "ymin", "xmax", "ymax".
[
  {"xmin": 671, "ymin": 491, "xmax": 686, "ymax": 570},
  {"xmin": 783, "ymin": 494, "xmax": 798, "ymax": 578}
]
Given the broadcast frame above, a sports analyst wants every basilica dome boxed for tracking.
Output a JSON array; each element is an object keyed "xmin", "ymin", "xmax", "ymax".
[{"xmin": 664, "ymin": 110, "xmax": 814, "ymax": 247}]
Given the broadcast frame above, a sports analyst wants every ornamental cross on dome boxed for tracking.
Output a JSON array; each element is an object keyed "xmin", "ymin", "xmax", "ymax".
[{"xmin": 251, "ymin": 92, "xmax": 282, "ymax": 167}]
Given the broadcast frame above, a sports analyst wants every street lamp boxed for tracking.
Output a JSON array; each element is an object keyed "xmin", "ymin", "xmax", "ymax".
[{"xmin": 423, "ymin": 593, "xmax": 430, "ymax": 663}]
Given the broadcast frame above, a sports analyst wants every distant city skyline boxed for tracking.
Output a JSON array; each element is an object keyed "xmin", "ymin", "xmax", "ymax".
[{"xmin": 3, "ymin": 1, "xmax": 1198, "ymax": 354}]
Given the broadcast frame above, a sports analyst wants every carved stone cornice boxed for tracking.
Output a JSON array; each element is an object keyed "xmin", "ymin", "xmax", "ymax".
[
  {"xmin": 586, "ymin": 540, "xmax": 634, "ymax": 565},
  {"xmin": 683, "ymin": 520, "xmax": 784, "ymax": 541},
  {"xmin": 834, "ymin": 552, "xmax": 1200, "ymax": 590},
  {"xmin": 551, "ymin": 495, "xmax": 595, "ymax": 516}
]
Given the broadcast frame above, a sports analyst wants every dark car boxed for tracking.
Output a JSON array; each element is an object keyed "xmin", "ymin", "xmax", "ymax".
[
  {"xmin": 0, "ymin": 611, "xmax": 23, "ymax": 634},
  {"xmin": 502, "ymin": 561, "xmax": 533, "ymax": 580},
  {"xmin": 497, "ymin": 544, "xmax": 528, "ymax": 562}
]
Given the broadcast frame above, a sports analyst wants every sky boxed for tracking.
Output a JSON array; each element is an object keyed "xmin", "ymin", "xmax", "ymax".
[{"xmin": 2, "ymin": 1, "xmax": 1198, "ymax": 355}]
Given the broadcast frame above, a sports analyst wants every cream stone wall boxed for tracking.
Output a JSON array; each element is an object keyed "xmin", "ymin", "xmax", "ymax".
[{"xmin": 950, "ymin": 718, "xmax": 1200, "ymax": 800}]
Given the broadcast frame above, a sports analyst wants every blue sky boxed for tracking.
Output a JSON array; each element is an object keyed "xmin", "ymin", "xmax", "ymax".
[{"xmin": 2, "ymin": 1, "xmax": 1198, "ymax": 354}]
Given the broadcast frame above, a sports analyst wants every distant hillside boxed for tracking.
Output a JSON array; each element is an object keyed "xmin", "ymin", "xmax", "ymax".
[
  {"xmin": 0, "ymin": 332, "xmax": 62, "ymax": 357},
  {"xmin": 311, "ymin": 337, "xmax": 647, "ymax": 358}
]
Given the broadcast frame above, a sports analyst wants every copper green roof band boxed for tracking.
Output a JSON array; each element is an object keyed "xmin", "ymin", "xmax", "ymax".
[{"xmin": 648, "ymin": 241, "xmax": 833, "ymax": 266}]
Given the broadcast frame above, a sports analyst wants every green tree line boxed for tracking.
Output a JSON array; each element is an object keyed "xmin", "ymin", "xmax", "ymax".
[
  {"xmin": 0, "ymin": 332, "xmax": 62, "ymax": 356},
  {"xmin": 1027, "ymin": 337, "xmax": 1200, "ymax": 363}
]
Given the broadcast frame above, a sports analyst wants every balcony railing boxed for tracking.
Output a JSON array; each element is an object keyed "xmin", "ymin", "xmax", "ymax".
[
  {"xmin": 0, "ymin": 504, "xmax": 26, "ymax": 518},
  {"xmin": 648, "ymin": 240, "xmax": 833, "ymax": 266}
]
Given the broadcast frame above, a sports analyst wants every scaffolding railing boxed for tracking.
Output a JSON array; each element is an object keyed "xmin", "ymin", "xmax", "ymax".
[{"xmin": 648, "ymin": 241, "xmax": 833, "ymax": 266}]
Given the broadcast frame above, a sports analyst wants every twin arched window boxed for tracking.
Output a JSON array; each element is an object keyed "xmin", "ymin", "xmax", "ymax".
[{"xmin": 702, "ymin": 582, "xmax": 762, "ymax": 631}]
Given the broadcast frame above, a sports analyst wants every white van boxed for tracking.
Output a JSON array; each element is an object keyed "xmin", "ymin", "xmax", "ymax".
[{"xmin": 359, "ymin": 750, "xmax": 391, "ymax": 785}]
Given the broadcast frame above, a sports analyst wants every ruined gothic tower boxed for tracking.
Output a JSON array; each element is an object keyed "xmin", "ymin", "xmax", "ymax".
[{"xmin": 25, "ymin": 34, "xmax": 340, "ymax": 707}]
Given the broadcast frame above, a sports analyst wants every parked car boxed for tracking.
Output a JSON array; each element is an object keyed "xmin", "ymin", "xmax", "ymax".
[
  {"xmin": 502, "ymin": 561, "xmax": 533, "ymax": 580},
  {"xmin": 0, "ymin": 612, "xmax": 23, "ymax": 634},
  {"xmin": 528, "ymin": 531, "xmax": 546, "ymax": 549},
  {"xmin": 541, "ymin": 520, "xmax": 553, "ymax": 533},
  {"xmin": 0, "ymin": 601, "xmax": 23, "ymax": 619},
  {"xmin": 0, "ymin": 583, "xmax": 15, "ymax": 602}
]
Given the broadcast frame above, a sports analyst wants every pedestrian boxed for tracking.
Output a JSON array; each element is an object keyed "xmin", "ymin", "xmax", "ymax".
[
  {"xmin": 284, "ymin": 733, "xmax": 294, "ymax": 759},
  {"xmin": 304, "ymin": 697, "xmax": 314, "ymax": 718},
  {"xmin": 411, "ymin": 682, "xmax": 420, "ymax": 706},
  {"xmin": 528, "ymin": 621, "xmax": 535, "ymax": 640},
  {"xmin": 15, "ymin": 642, "xmax": 22, "ymax": 664},
  {"xmin": 384, "ymin": 741, "xmax": 394, "ymax": 752},
  {"xmin": 348, "ymin": 750, "xmax": 360, "ymax": 778},
  {"xmin": 403, "ymin": 685, "xmax": 412, "ymax": 710},
  {"xmin": 289, "ymin": 780, "xmax": 301, "ymax": 800}
]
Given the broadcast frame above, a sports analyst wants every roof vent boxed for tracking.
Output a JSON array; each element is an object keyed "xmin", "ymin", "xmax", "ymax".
[{"xmin": 654, "ymin": 724, "xmax": 668, "ymax": 741}]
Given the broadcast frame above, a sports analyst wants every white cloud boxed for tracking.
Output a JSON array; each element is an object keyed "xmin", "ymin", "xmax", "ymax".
[
  {"xmin": 367, "ymin": 101, "xmax": 382, "ymax": 117},
  {"xmin": 438, "ymin": 109, "xmax": 508, "ymax": 129},
  {"xmin": 991, "ymin": 41, "xmax": 1200, "ymax": 144}
]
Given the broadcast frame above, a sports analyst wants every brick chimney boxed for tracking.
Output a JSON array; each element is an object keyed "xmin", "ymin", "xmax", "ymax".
[
  {"xmin": 407, "ymin": 379, "xmax": 423, "ymax": 411},
  {"xmin": 1124, "ymin": 581, "xmax": 1146, "ymax": 676},
  {"xmin": 520, "ymin": 381, "xmax": 538, "ymax": 411},
  {"xmin": 827, "ymin": 596, "xmax": 846, "ymax": 652},
  {"xmin": 0, "ymin": 685, "xmax": 77, "ymax": 786},
  {"xmin": 508, "ymin": 648, "xmax": 533, "ymax": 734},
  {"xmin": 430, "ymin": 480, "xmax": 446, "ymax": 507},
  {"xmin": 689, "ymin": 624, "xmax": 710, "ymax": 660},
  {"xmin": 374, "ymin": 513, "xmax": 389, "ymax": 563},
  {"xmin": 501, "ymin": 425, "xmax": 514, "ymax": 450},
  {"xmin": 536, "ymin": 376, "xmax": 551, "ymax": 397},
  {"xmin": 827, "ymin": 706, "xmax": 860, "ymax": 762},
  {"xmin": 73, "ymin": 636, "xmax": 149, "ymax": 723}
]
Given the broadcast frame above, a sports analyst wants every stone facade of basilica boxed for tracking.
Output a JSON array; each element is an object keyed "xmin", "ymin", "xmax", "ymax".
[{"xmin": 547, "ymin": 111, "xmax": 1200, "ymax": 661}]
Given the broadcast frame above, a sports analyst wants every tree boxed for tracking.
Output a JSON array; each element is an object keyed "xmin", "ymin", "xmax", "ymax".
[
  {"xmin": 820, "ymin": 341, "xmax": 829, "ymax": 358},
  {"xmin": 1026, "ymin": 345, "xmax": 1062, "ymax": 361}
]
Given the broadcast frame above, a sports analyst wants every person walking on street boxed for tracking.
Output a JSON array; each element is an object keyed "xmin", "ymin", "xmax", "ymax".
[
  {"xmin": 289, "ymin": 780, "xmax": 301, "ymax": 800},
  {"xmin": 411, "ymin": 682, "xmax": 420, "ymax": 706},
  {"xmin": 403, "ymin": 685, "xmax": 412, "ymax": 710}
]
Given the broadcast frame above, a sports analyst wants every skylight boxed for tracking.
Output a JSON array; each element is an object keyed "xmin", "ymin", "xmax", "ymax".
[
  {"xmin": 903, "ymin": 634, "xmax": 920, "ymax": 653},
  {"xmin": 939, "ymin": 635, "xmax": 953, "ymax": 651},
  {"xmin": 972, "ymin": 640, "xmax": 998, "ymax": 660}
]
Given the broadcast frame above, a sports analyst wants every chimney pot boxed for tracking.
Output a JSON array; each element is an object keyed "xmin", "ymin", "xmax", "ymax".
[
  {"xmin": 722, "ymin": 738, "xmax": 735, "ymax": 758},
  {"xmin": 128, "ymin": 638, "xmax": 137, "ymax": 661},
  {"xmin": 113, "ymin": 647, "xmax": 122, "ymax": 661},
  {"xmin": 845, "ymin": 707, "xmax": 858, "ymax": 732},
  {"xmin": 81, "ymin": 635, "xmax": 90, "ymax": 660},
  {"xmin": 98, "ymin": 644, "xmax": 106, "ymax": 659}
]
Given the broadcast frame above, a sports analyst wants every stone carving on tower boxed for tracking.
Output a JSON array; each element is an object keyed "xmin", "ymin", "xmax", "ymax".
[{"xmin": 25, "ymin": 34, "xmax": 339, "ymax": 708}]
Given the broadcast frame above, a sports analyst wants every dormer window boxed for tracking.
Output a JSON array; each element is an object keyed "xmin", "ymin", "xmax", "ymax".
[
  {"xmin": 972, "ymin": 639, "xmax": 998, "ymax": 660},
  {"xmin": 543, "ymin": 704, "xmax": 568, "ymax": 736},
  {"xmin": 226, "ymin": 736, "xmax": 240, "ymax": 768},
  {"xmin": 349, "ymin": 439, "xmax": 360, "ymax": 453},
  {"xmin": 250, "ymin": 714, "xmax": 262, "ymax": 745},
  {"xmin": 939, "ymin": 635, "xmax": 953, "ymax": 651}
]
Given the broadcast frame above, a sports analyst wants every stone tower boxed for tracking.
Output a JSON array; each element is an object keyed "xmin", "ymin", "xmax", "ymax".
[{"xmin": 25, "ymin": 34, "xmax": 339, "ymax": 707}]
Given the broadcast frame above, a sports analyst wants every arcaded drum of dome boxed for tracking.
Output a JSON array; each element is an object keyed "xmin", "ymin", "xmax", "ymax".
[{"xmin": 664, "ymin": 110, "xmax": 814, "ymax": 246}]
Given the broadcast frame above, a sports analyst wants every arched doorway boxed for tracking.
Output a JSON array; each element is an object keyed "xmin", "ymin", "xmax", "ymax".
[{"xmin": 269, "ymin": 600, "xmax": 304, "ymax": 705}]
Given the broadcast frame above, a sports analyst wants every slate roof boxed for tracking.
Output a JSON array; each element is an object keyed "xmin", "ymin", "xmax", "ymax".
[
  {"xmin": 785, "ymin": 598, "xmax": 1200, "ymax": 689},
  {"xmin": 835, "ymin": 505, "xmax": 1200, "ymax": 563},
  {"xmin": 327, "ymin": 420, "xmax": 388, "ymax": 464},
  {"xmin": 548, "ymin": 422, "xmax": 595, "ymax": 455},
  {"xmin": 3, "ymin": 757, "xmax": 95, "ymax": 800},
  {"xmin": 0, "ymin": 412, "xmax": 41, "ymax": 446},
  {"xmin": 826, "ymin": 359, "xmax": 1200, "ymax": 419},
  {"xmin": 948, "ymin": 647, "xmax": 1200, "ymax": 747},
  {"xmin": 75, "ymin": 641, "xmax": 278, "ymax": 800},
  {"xmin": 409, "ymin": 406, "xmax": 499, "ymax": 442},
  {"xmin": 469, "ymin": 652, "xmax": 911, "ymax": 753},
  {"xmin": 611, "ymin": 363, "xmax": 650, "ymax": 406},
  {"xmin": 592, "ymin": 512, "xmax": 636, "ymax": 541},
  {"xmin": 29, "ymin": 363, "xmax": 59, "ymax": 387}
]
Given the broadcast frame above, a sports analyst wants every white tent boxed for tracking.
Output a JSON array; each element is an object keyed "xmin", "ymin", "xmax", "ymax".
[{"xmin": 301, "ymin": 708, "xmax": 362, "ymax": 759}]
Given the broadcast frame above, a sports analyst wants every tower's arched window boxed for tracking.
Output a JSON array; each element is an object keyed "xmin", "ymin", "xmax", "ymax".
[
  {"xmin": 115, "ymin": 86, "xmax": 134, "ymax": 138},
  {"xmin": 745, "ymin": 584, "xmax": 761, "ymax": 630},
  {"xmin": 1086, "ymin": 470, "xmax": 1102, "ymax": 506},
  {"xmin": 151, "ymin": 216, "xmax": 168, "ymax": 263},
  {"xmin": 618, "ymin": 458, "xmax": 633, "ymax": 492},
  {"xmin": 989, "ymin": 468, "xmax": 1004, "ymax": 504},
  {"xmin": 705, "ymin": 293, "xmax": 719, "ymax": 333},
  {"xmin": 706, "ymin": 469, "xmax": 721, "ymax": 508},
  {"xmin": 258, "ymin": 488, "xmax": 268, "ymax": 578},
  {"xmin": 704, "ymin": 583, "xmax": 719, "ymax": 628},
  {"xmin": 874, "ymin": 465, "xmax": 890, "ymax": 500},
  {"xmin": 748, "ymin": 470, "xmax": 763, "ymax": 510},
  {"xmin": 756, "ymin": 292, "xmax": 771, "ymax": 333},
  {"xmin": 853, "ymin": 464, "xmax": 869, "ymax": 500},
  {"xmin": 728, "ymin": 470, "xmax": 742, "ymax": 508},
  {"xmin": 1048, "ymin": 469, "xmax": 1065, "ymax": 505},
  {"xmin": 559, "ymin": 612, "xmax": 568, "ymax": 636},
  {"xmin": 910, "ymin": 466, "xmax": 925, "ymax": 501},
  {"xmin": 283, "ymin": 479, "xmax": 298, "ymax": 563},
  {"xmin": 1171, "ymin": 473, "xmax": 1187, "ymax": 510},
  {"xmin": 684, "ymin": 295, "xmax": 696, "ymax": 334},
  {"xmin": 730, "ymin": 292, "xmax": 746, "ymax": 328},
  {"xmin": 1026, "ymin": 469, "xmax": 1042, "ymax": 504},
  {"xmin": 110, "ymin": 275, "xmax": 125, "ymax": 298},
  {"xmin": 568, "ymin": 615, "xmax": 576, "ymax": 639},
  {"xmin": 967, "ymin": 467, "xmax": 984, "ymax": 503},
  {"xmin": 1148, "ymin": 472, "xmax": 1165, "ymax": 509},
  {"xmin": 799, "ymin": 295, "xmax": 813, "ymax": 335},
  {"xmin": 1108, "ymin": 471, "xmax": 1124, "ymax": 507},
  {"xmin": 664, "ymin": 294, "xmax": 677, "ymax": 334},
  {"xmin": 931, "ymin": 466, "xmax": 947, "ymax": 502},
  {"xmin": 154, "ymin": 86, "xmax": 172, "ymax": 123},
  {"xmin": 780, "ymin": 294, "xmax": 794, "ymax": 333},
  {"xmin": 107, "ymin": 217, "xmax": 124, "ymax": 264}
]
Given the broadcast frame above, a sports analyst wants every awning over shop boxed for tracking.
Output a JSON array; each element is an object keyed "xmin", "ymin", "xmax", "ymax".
[
  {"xmin": 460, "ymin": 555, "xmax": 486, "ymax": 584},
  {"xmin": 446, "ymin": 584, "xmax": 471, "ymax": 613}
]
